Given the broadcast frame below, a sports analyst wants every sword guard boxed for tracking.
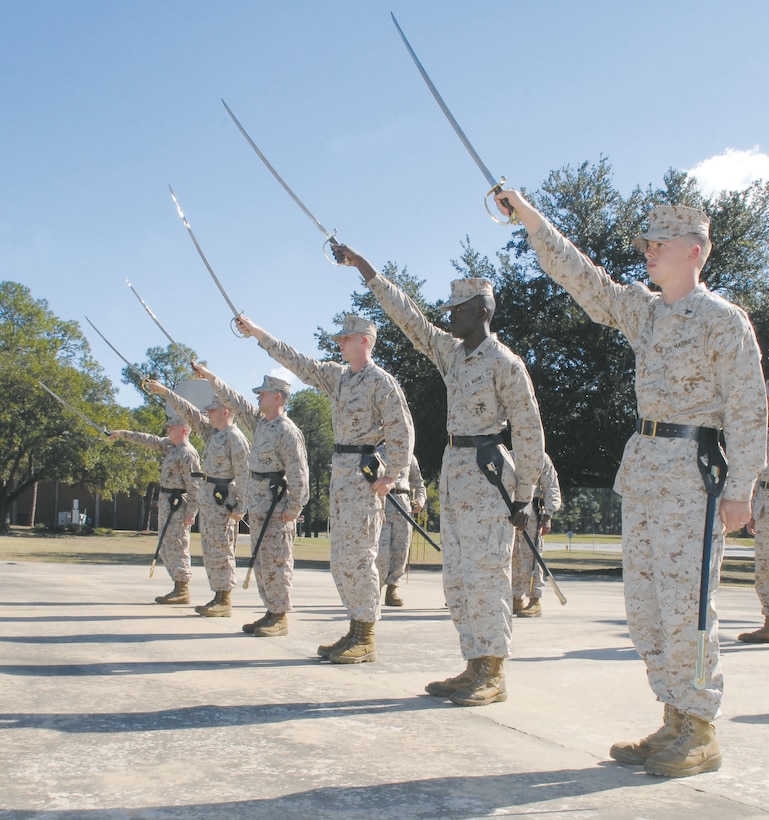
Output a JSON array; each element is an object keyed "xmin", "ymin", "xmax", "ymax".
[
  {"xmin": 484, "ymin": 179, "xmax": 520, "ymax": 225},
  {"xmin": 324, "ymin": 234, "xmax": 350, "ymax": 266},
  {"xmin": 230, "ymin": 315, "xmax": 246, "ymax": 338}
]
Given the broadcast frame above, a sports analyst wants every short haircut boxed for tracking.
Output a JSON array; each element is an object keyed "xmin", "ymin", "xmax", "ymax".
[
  {"xmin": 687, "ymin": 232, "xmax": 712, "ymax": 269},
  {"xmin": 477, "ymin": 292, "xmax": 496, "ymax": 322}
]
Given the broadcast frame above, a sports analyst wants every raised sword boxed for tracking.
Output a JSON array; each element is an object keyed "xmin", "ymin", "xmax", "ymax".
[
  {"xmin": 221, "ymin": 98, "xmax": 348, "ymax": 264},
  {"xmin": 168, "ymin": 186, "xmax": 245, "ymax": 334},
  {"xmin": 125, "ymin": 278, "xmax": 196, "ymax": 367},
  {"xmin": 84, "ymin": 315, "xmax": 150, "ymax": 388},
  {"xmin": 38, "ymin": 381, "xmax": 110, "ymax": 436},
  {"xmin": 390, "ymin": 13, "xmax": 517, "ymax": 224}
]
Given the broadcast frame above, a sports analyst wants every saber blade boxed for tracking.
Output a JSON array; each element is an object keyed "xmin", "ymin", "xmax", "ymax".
[
  {"xmin": 168, "ymin": 186, "xmax": 242, "ymax": 320},
  {"xmin": 221, "ymin": 98, "xmax": 336, "ymax": 242},
  {"xmin": 391, "ymin": 13, "xmax": 499, "ymax": 189},
  {"xmin": 84, "ymin": 315, "xmax": 148, "ymax": 384},
  {"xmin": 38, "ymin": 381, "xmax": 109, "ymax": 436},
  {"xmin": 125, "ymin": 278, "xmax": 195, "ymax": 366}
]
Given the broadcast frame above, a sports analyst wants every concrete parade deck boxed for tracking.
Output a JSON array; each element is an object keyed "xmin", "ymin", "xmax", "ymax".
[{"xmin": 1, "ymin": 560, "xmax": 768, "ymax": 819}]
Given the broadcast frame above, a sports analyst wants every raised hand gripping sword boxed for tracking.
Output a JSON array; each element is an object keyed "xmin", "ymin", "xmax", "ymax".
[
  {"xmin": 390, "ymin": 13, "xmax": 517, "ymax": 225},
  {"xmin": 125, "ymin": 278, "xmax": 196, "ymax": 367},
  {"xmin": 168, "ymin": 186, "xmax": 245, "ymax": 336},
  {"xmin": 221, "ymin": 98, "xmax": 349, "ymax": 265},
  {"xmin": 38, "ymin": 381, "xmax": 110, "ymax": 436}
]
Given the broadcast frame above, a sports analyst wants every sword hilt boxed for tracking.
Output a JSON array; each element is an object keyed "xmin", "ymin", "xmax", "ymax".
[
  {"xmin": 324, "ymin": 234, "xmax": 351, "ymax": 266},
  {"xmin": 484, "ymin": 180, "xmax": 520, "ymax": 225},
  {"xmin": 230, "ymin": 315, "xmax": 246, "ymax": 339}
]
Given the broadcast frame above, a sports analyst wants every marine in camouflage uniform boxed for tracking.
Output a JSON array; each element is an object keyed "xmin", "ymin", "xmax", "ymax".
[
  {"xmin": 236, "ymin": 312, "xmax": 414, "ymax": 663},
  {"xmin": 513, "ymin": 453, "xmax": 561, "ymax": 618},
  {"xmin": 497, "ymin": 190, "xmax": 766, "ymax": 777},
  {"xmin": 377, "ymin": 451, "xmax": 427, "ymax": 607},
  {"xmin": 334, "ymin": 246, "xmax": 545, "ymax": 707},
  {"xmin": 740, "ymin": 422, "xmax": 769, "ymax": 643},
  {"xmin": 147, "ymin": 380, "xmax": 250, "ymax": 618},
  {"xmin": 192, "ymin": 363, "xmax": 309, "ymax": 637},
  {"xmin": 110, "ymin": 418, "xmax": 201, "ymax": 604}
]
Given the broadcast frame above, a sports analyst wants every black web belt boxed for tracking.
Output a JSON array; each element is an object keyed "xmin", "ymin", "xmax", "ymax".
[
  {"xmin": 334, "ymin": 444, "xmax": 377, "ymax": 454},
  {"xmin": 160, "ymin": 487, "xmax": 185, "ymax": 493},
  {"xmin": 448, "ymin": 432, "xmax": 504, "ymax": 448},
  {"xmin": 191, "ymin": 472, "xmax": 233, "ymax": 483},
  {"xmin": 251, "ymin": 470, "xmax": 286, "ymax": 480},
  {"xmin": 635, "ymin": 419, "xmax": 719, "ymax": 442}
]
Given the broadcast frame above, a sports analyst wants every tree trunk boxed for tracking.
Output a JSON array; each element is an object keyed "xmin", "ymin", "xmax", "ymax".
[
  {"xmin": 29, "ymin": 481, "xmax": 38, "ymax": 527},
  {"xmin": 143, "ymin": 483, "xmax": 158, "ymax": 532}
]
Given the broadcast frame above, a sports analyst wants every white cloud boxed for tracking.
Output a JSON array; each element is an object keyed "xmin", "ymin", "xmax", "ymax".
[{"xmin": 688, "ymin": 146, "xmax": 769, "ymax": 197}]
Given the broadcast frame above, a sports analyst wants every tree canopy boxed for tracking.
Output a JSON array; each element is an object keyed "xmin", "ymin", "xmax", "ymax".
[
  {"xmin": 318, "ymin": 159, "xmax": 769, "ymax": 496},
  {"xmin": 462, "ymin": 161, "xmax": 769, "ymax": 490},
  {"xmin": 287, "ymin": 388, "xmax": 333, "ymax": 534},
  {"xmin": 5, "ymin": 159, "xmax": 768, "ymax": 534},
  {"xmin": 0, "ymin": 282, "xmax": 133, "ymax": 530}
]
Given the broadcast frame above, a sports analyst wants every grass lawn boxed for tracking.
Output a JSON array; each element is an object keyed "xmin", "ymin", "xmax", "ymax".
[{"xmin": 0, "ymin": 527, "xmax": 754, "ymax": 586}]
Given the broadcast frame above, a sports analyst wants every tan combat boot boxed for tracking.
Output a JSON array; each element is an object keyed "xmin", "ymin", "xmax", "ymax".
[
  {"xmin": 738, "ymin": 615, "xmax": 769, "ymax": 643},
  {"xmin": 644, "ymin": 712, "xmax": 721, "ymax": 777},
  {"xmin": 513, "ymin": 596, "xmax": 525, "ymax": 614},
  {"xmin": 385, "ymin": 585, "xmax": 404, "ymax": 607},
  {"xmin": 254, "ymin": 612, "xmax": 289, "ymax": 637},
  {"xmin": 449, "ymin": 656, "xmax": 507, "ymax": 706},
  {"xmin": 517, "ymin": 597, "xmax": 542, "ymax": 618},
  {"xmin": 155, "ymin": 580, "xmax": 190, "ymax": 605},
  {"xmin": 610, "ymin": 704, "xmax": 683, "ymax": 764},
  {"xmin": 242, "ymin": 612, "xmax": 271, "ymax": 634},
  {"xmin": 329, "ymin": 620, "xmax": 376, "ymax": 664},
  {"xmin": 318, "ymin": 621, "xmax": 355, "ymax": 659},
  {"xmin": 425, "ymin": 658, "xmax": 484, "ymax": 697},
  {"xmin": 195, "ymin": 590, "xmax": 232, "ymax": 617}
]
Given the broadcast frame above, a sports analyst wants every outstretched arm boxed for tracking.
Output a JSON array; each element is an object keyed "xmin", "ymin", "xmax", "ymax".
[
  {"xmin": 494, "ymin": 189, "xmax": 543, "ymax": 235},
  {"xmin": 235, "ymin": 315, "xmax": 267, "ymax": 342},
  {"xmin": 333, "ymin": 245, "xmax": 379, "ymax": 284}
]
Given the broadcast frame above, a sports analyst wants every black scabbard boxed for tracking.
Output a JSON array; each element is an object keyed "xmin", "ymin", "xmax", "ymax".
[{"xmin": 386, "ymin": 492, "xmax": 441, "ymax": 552}]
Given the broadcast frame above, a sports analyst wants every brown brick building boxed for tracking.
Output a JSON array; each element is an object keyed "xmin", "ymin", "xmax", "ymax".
[{"xmin": 11, "ymin": 480, "xmax": 150, "ymax": 531}]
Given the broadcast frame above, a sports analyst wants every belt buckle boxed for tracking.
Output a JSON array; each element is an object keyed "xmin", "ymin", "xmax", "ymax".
[
  {"xmin": 640, "ymin": 419, "xmax": 658, "ymax": 438},
  {"xmin": 448, "ymin": 435, "xmax": 455, "ymax": 447}
]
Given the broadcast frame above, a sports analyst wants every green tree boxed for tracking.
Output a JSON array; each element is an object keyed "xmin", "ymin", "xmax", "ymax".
[
  {"xmin": 0, "ymin": 282, "xmax": 135, "ymax": 530},
  {"xmin": 123, "ymin": 343, "xmax": 200, "ymax": 395},
  {"xmin": 287, "ymin": 388, "xmax": 333, "ymax": 535},
  {"xmin": 456, "ymin": 159, "xmax": 769, "ymax": 494}
]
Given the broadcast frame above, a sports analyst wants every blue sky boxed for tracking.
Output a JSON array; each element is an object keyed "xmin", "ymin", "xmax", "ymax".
[{"xmin": 3, "ymin": 0, "xmax": 769, "ymax": 408}]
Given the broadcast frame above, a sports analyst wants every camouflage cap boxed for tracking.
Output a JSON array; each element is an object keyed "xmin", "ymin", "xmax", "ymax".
[
  {"xmin": 330, "ymin": 314, "xmax": 377, "ymax": 342},
  {"xmin": 166, "ymin": 412, "xmax": 184, "ymax": 426},
  {"xmin": 252, "ymin": 375, "xmax": 291, "ymax": 395},
  {"xmin": 633, "ymin": 205, "xmax": 710, "ymax": 253},
  {"xmin": 440, "ymin": 278, "xmax": 495, "ymax": 311}
]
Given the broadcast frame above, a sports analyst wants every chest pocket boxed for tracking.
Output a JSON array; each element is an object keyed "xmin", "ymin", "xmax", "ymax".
[{"xmin": 636, "ymin": 314, "xmax": 714, "ymax": 411}]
